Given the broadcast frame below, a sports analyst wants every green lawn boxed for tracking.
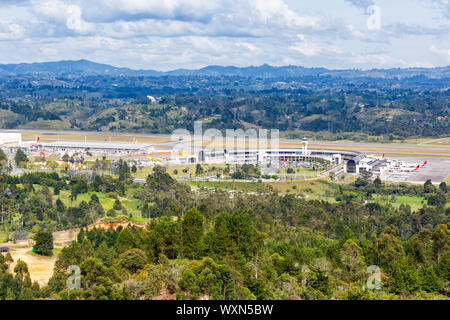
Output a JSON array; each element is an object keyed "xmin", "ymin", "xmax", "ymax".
[
  {"xmin": 372, "ymin": 194, "xmax": 449, "ymax": 210},
  {"xmin": 28, "ymin": 248, "xmax": 62, "ymax": 257},
  {"xmin": 134, "ymin": 164, "xmax": 229, "ymax": 179},
  {"xmin": 187, "ymin": 180, "xmax": 266, "ymax": 193},
  {"xmin": 187, "ymin": 178, "xmax": 341, "ymax": 198},
  {"xmin": 57, "ymin": 190, "xmax": 142, "ymax": 217},
  {"xmin": 266, "ymin": 178, "xmax": 338, "ymax": 195},
  {"xmin": 278, "ymin": 167, "xmax": 318, "ymax": 175}
]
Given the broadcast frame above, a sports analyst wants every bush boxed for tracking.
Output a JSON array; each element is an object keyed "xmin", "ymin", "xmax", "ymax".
[
  {"xmin": 119, "ymin": 249, "xmax": 148, "ymax": 273},
  {"xmin": 107, "ymin": 209, "xmax": 117, "ymax": 217}
]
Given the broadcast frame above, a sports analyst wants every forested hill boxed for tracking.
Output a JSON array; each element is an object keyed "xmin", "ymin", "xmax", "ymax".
[
  {"xmin": 0, "ymin": 59, "xmax": 449, "ymax": 79},
  {"xmin": 0, "ymin": 60, "xmax": 448, "ymax": 140}
]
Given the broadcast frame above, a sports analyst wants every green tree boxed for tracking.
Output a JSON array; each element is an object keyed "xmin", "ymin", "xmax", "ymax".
[
  {"xmin": 0, "ymin": 148, "xmax": 7, "ymax": 172},
  {"xmin": 420, "ymin": 266, "xmax": 443, "ymax": 293},
  {"xmin": 19, "ymin": 287, "xmax": 33, "ymax": 300},
  {"xmin": 374, "ymin": 230, "xmax": 404, "ymax": 271},
  {"xmin": 119, "ymin": 249, "xmax": 148, "ymax": 274},
  {"xmin": 389, "ymin": 262, "xmax": 420, "ymax": 294},
  {"xmin": 14, "ymin": 149, "xmax": 28, "ymax": 166},
  {"xmin": 178, "ymin": 257, "xmax": 236, "ymax": 300},
  {"xmin": 432, "ymin": 224, "xmax": 449, "ymax": 263},
  {"xmin": 340, "ymin": 239, "xmax": 366, "ymax": 281},
  {"xmin": 427, "ymin": 192, "xmax": 447, "ymax": 206},
  {"xmin": 0, "ymin": 148, "xmax": 7, "ymax": 161},
  {"xmin": 117, "ymin": 159, "xmax": 131, "ymax": 181},
  {"xmin": 328, "ymin": 172, "xmax": 335, "ymax": 182},
  {"xmin": 374, "ymin": 177, "xmax": 382, "ymax": 188},
  {"xmin": 33, "ymin": 230, "xmax": 54, "ymax": 256},
  {"xmin": 62, "ymin": 153, "xmax": 70, "ymax": 163},
  {"xmin": 113, "ymin": 198, "xmax": 122, "ymax": 211},
  {"xmin": 182, "ymin": 208, "xmax": 204, "ymax": 259},
  {"xmin": 80, "ymin": 257, "xmax": 109, "ymax": 287},
  {"xmin": 115, "ymin": 228, "xmax": 135, "ymax": 254},
  {"xmin": 14, "ymin": 259, "xmax": 29, "ymax": 282},
  {"xmin": 5, "ymin": 288, "xmax": 16, "ymax": 300},
  {"xmin": 106, "ymin": 208, "xmax": 116, "ymax": 217},
  {"xmin": 424, "ymin": 179, "xmax": 435, "ymax": 193},
  {"xmin": 408, "ymin": 229, "xmax": 432, "ymax": 264},
  {"xmin": 195, "ymin": 164, "xmax": 204, "ymax": 175},
  {"xmin": 146, "ymin": 166, "xmax": 175, "ymax": 191},
  {"xmin": 5, "ymin": 252, "xmax": 13, "ymax": 264},
  {"xmin": 96, "ymin": 241, "xmax": 117, "ymax": 267}
]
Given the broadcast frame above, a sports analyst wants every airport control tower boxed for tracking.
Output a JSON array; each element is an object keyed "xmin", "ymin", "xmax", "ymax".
[{"xmin": 302, "ymin": 137, "xmax": 309, "ymax": 156}]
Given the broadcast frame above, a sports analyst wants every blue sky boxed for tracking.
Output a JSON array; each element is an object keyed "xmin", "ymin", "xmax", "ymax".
[{"xmin": 0, "ymin": 0, "xmax": 448, "ymax": 70}]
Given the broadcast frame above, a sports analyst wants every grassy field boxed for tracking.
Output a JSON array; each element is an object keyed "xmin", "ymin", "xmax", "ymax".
[
  {"xmin": 57, "ymin": 189, "xmax": 142, "ymax": 217},
  {"xmin": 187, "ymin": 178, "xmax": 341, "ymax": 200},
  {"xmin": 135, "ymin": 164, "xmax": 321, "ymax": 180},
  {"xmin": 188, "ymin": 180, "xmax": 266, "ymax": 193},
  {"xmin": 372, "ymin": 194, "xmax": 450, "ymax": 210},
  {"xmin": 134, "ymin": 164, "xmax": 230, "ymax": 179},
  {"xmin": 266, "ymin": 178, "xmax": 339, "ymax": 197},
  {"xmin": 417, "ymin": 138, "xmax": 450, "ymax": 146}
]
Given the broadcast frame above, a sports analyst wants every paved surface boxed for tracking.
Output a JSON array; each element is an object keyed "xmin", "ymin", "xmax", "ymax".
[
  {"xmin": 5, "ymin": 128, "xmax": 448, "ymax": 157},
  {"xmin": 385, "ymin": 157, "xmax": 450, "ymax": 184}
]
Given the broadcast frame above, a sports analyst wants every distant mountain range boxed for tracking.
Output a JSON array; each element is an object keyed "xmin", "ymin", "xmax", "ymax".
[{"xmin": 0, "ymin": 59, "xmax": 449, "ymax": 79}]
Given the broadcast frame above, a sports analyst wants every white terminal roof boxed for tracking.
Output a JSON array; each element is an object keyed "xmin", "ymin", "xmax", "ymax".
[{"xmin": 41, "ymin": 141, "xmax": 153, "ymax": 150}]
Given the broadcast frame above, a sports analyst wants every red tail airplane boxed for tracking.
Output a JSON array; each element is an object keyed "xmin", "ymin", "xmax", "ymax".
[
  {"xmin": 413, "ymin": 165, "xmax": 420, "ymax": 171},
  {"xmin": 423, "ymin": 161, "xmax": 428, "ymax": 166},
  {"xmin": 37, "ymin": 137, "xmax": 40, "ymax": 143}
]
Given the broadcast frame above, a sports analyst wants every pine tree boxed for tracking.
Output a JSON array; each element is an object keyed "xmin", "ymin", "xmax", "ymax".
[
  {"xmin": 113, "ymin": 198, "xmax": 122, "ymax": 211},
  {"xmin": 182, "ymin": 208, "xmax": 204, "ymax": 259}
]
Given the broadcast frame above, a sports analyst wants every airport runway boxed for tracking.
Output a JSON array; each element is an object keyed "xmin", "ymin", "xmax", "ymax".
[{"xmin": 3, "ymin": 129, "xmax": 450, "ymax": 158}]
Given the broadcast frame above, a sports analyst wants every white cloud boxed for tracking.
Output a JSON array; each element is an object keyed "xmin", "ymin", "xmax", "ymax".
[
  {"xmin": 289, "ymin": 34, "xmax": 322, "ymax": 56},
  {"xmin": 424, "ymin": 0, "xmax": 450, "ymax": 18},
  {"xmin": 430, "ymin": 45, "xmax": 450, "ymax": 63},
  {"xmin": 350, "ymin": 52, "xmax": 409, "ymax": 68},
  {"xmin": 33, "ymin": 0, "xmax": 94, "ymax": 34},
  {"xmin": 0, "ymin": 0, "xmax": 448, "ymax": 69},
  {"xmin": 80, "ymin": 0, "xmax": 220, "ymax": 23},
  {"xmin": 0, "ymin": 21, "xmax": 25, "ymax": 40}
]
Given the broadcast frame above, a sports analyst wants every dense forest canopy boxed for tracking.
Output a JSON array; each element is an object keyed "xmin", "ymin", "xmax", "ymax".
[
  {"xmin": 0, "ymin": 65, "xmax": 448, "ymax": 140},
  {"xmin": 0, "ymin": 166, "xmax": 448, "ymax": 300}
]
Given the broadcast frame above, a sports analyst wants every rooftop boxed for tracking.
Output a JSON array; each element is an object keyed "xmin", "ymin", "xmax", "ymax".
[{"xmin": 40, "ymin": 141, "xmax": 153, "ymax": 150}]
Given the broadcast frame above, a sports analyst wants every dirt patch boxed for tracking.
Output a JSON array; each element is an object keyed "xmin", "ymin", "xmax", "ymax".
[
  {"xmin": 6, "ymin": 248, "xmax": 56, "ymax": 286},
  {"xmin": 0, "ymin": 228, "xmax": 79, "ymax": 286}
]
